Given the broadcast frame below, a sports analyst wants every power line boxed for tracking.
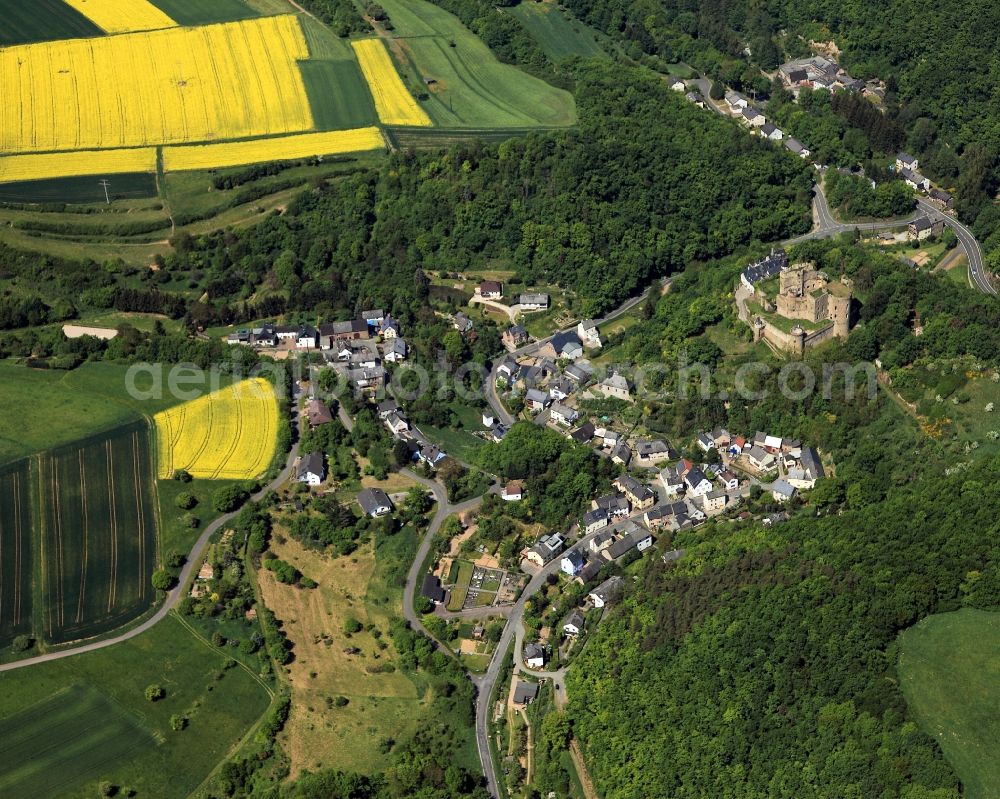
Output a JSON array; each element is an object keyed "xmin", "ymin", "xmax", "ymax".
[{"xmin": 98, "ymin": 179, "xmax": 111, "ymax": 205}]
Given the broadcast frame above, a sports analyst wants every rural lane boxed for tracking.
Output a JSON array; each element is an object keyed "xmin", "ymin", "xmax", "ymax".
[{"xmin": 0, "ymin": 387, "xmax": 307, "ymax": 674}]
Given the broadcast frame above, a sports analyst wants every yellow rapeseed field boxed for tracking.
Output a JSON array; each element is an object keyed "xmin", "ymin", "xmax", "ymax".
[
  {"xmin": 0, "ymin": 148, "xmax": 156, "ymax": 182},
  {"xmin": 352, "ymin": 39, "xmax": 432, "ymax": 127},
  {"xmin": 62, "ymin": 0, "xmax": 177, "ymax": 33},
  {"xmin": 162, "ymin": 128, "xmax": 385, "ymax": 171},
  {"xmin": 0, "ymin": 15, "xmax": 314, "ymax": 154},
  {"xmin": 155, "ymin": 378, "xmax": 279, "ymax": 480}
]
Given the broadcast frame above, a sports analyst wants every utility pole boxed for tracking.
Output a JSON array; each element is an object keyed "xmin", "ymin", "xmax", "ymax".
[{"xmin": 98, "ymin": 179, "xmax": 111, "ymax": 205}]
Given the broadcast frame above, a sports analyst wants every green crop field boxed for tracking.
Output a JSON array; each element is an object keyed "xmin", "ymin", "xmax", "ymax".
[
  {"xmin": 38, "ymin": 420, "xmax": 159, "ymax": 645},
  {"xmin": 300, "ymin": 60, "xmax": 379, "ymax": 130},
  {"xmin": 377, "ymin": 0, "xmax": 576, "ymax": 128},
  {"xmin": 0, "ymin": 685, "xmax": 155, "ymax": 798},
  {"xmin": 0, "ymin": 174, "xmax": 158, "ymax": 205},
  {"xmin": 898, "ymin": 609, "xmax": 1000, "ymax": 799},
  {"xmin": 149, "ymin": 0, "xmax": 260, "ymax": 24},
  {"xmin": 0, "ymin": 614, "xmax": 272, "ymax": 798},
  {"xmin": 0, "ymin": 460, "xmax": 33, "ymax": 645},
  {"xmin": 508, "ymin": 1, "xmax": 609, "ymax": 61},
  {"xmin": 0, "ymin": 0, "xmax": 102, "ymax": 45}
]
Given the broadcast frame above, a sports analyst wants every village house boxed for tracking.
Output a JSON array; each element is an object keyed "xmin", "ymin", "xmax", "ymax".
[
  {"xmin": 596, "ymin": 494, "xmax": 630, "ymax": 519},
  {"xmin": 771, "ymin": 480, "xmax": 796, "ymax": 503},
  {"xmin": 635, "ymin": 439, "xmax": 675, "ymax": 467},
  {"xmin": 900, "ymin": 167, "xmax": 930, "ymax": 192},
  {"xmin": 385, "ymin": 412, "xmax": 409, "ymax": 436},
  {"xmin": 549, "ymin": 402, "xmax": 579, "ymax": 427},
  {"xmin": 524, "ymin": 388, "xmax": 550, "ymax": 412},
  {"xmin": 518, "ymin": 292, "xmax": 550, "ymax": 310},
  {"xmin": 358, "ymin": 487, "xmax": 393, "ymax": 517},
  {"xmin": 909, "ymin": 217, "xmax": 945, "ymax": 241},
  {"xmin": 589, "ymin": 529, "xmax": 616, "ymax": 553},
  {"xmin": 896, "ymin": 152, "xmax": 919, "ymax": 172},
  {"xmin": 668, "ymin": 77, "xmax": 686, "ymax": 92},
  {"xmin": 740, "ymin": 250, "xmax": 788, "ymax": 293},
  {"xmin": 760, "ymin": 122, "xmax": 783, "ymax": 141},
  {"xmin": 613, "ymin": 474, "xmax": 655, "ymax": 510},
  {"xmin": 696, "ymin": 432, "xmax": 715, "ymax": 452},
  {"xmin": 929, "ymin": 188, "xmax": 953, "ymax": 208},
  {"xmin": 275, "ymin": 325, "xmax": 298, "ymax": 343},
  {"xmin": 747, "ymin": 445, "xmax": 777, "ymax": 472},
  {"xmin": 549, "ymin": 377, "xmax": 575, "ymax": 401},
  {"xmin": 523, "ymin": 643, "xmax": 545, "ymax": 669},
  {"xmin": 564, "ymin": 362, "xmax": 593, "ymax": 384},
  {"xmin": 561, "ymin": 549, "xmax": 586, "ymax": 577},
  {"xmin": 684, "ymin": 468, "xmax": 713, "ymax": 497},
  {"xmin": 296, "ymin": 452, "xmax": 325, "ymax": 486},
  {"xmin": 701, "ymin": 490, "xmax": 728, "ymax": 515},
  {"xmin": 496, "ymin": 357, "xmax": 520, "ymax": 385},
  {"xmin": 453, "ymin": 312, "xmax": 474, "ymax": 334},
  {"xmin": 563, "ymin": 610, "xmax": 586, "ymax": 636},
  {"xmin": 589, "ymin": 576, "xmax": 623, "ymax": 608},
  {"xmin": 725, "ymin": 89, "xmax": 749, "ymax": 111},
  {"xmin": 384, "ymin": 338, "xmax": 407, "ymax": 363},
  {"xmin": 577, "ymin": 319, "xmax": 602, "ymax": 348},
  {"xmin": 526, "ymin": 533, "xmax": 565, "ymax": 567},
  {"xmin": 718, "ymin": 470, "xmax": 740, "ymax": 491},
  {"xmin": 502, "ymin": 481, "xmax": 523, "ymax": 501},
  {"xmin": 306, "ymin": 399, "xmax": 333, "ymax": 427},
  {"xmin": 604, "ymin": 523, "xmax": 654, "ymax": 561},
  {"xmin": 643, "ymin": 505, "xmax": 672, "ymax": 530},
  {"xmin": 331, "ymin": 319, "xmax": 370, "ymax": 342},
  {"xmin": 659, "ymin": 465, "xmax": 685, "ymax": 497},
  {"xmin": 610, "ymin": 440, "xmax": 632, "ymax": 467},
  {"xmin": 477, "ymin": 280, "xmax": 503, "ymax": 299},
  {"xmin": 784, "ymin": 138, "xmax": 810, "ymax": 158},
  {"xmin": 295, "ymin": 324, "xmax": 318, "ymax": 349},
  {"xmin": 418, "ymin": 444, "xmax": 447, "ymax": 467},
  {"xmin": 362, "ymin": 309, "xmax": 385, "ymax": 327},
  {"xmin": 377, "ymin": 399, "xmax": 399, "ymax": 419},
  {"xmin": 541, "ymin": 331, "xmax": 584, "ymax": 361},
  {"xmin": 348, "ymin": 367, "xmax": 385, "ymax": 393},
  {"xmin": 582, "ymin": 507, "xmax": 609, "ymax": 534},
  {"xmin": 685, "ymin": 90, "xmax": 705, "ymax": 107},
  {"xmin": 251, "ymin": 324, "xmax": 277, "ymax": 347},
  {"xmin": 502, "ymin": 324, "xmax": 529, "ymax": 350},
  {"xmin": 569, "ymin": 421, "xmax": 595, "ymax": 445},
  {"xmin": 512, "ymin": 681, "xmax": 539, "ymax": 706},
  {"xmin": 380, "ymin": 316, "xmax": 399, "ymax": 338},
  {"xmin": 598, "ymin": 372, "xmax": 632, "ymax": 401},
  {"xmin": 421, "ymin": 574, "xmax": 446, "ymax": 605},
  {"xmin": 741, "ymin": 106, "xmax": 766, "ymax": 127},
  {"xmin": 598, "ymin": 429, "xmax": 619, "ymax": 449}
]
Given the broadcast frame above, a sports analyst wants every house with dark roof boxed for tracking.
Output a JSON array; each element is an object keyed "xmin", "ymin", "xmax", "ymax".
[
  {"xmin": 542, "ymin": 331, "xmax": 584, "ymax": 361},
  {"xmin": 740, "ymin": 250, "xmax": 788, "ymax": 293},
  {"xmin": 358, "ymin": 487, "xmax": 393, "ymax": 517},
  {"xmin": 421, "ymin": 574, "xmax": 446, "ymax": 604},
  {"xmin": 635, "ymin": 439, "xmax": 675, "ymax": 466},
  {"xmin": 610, "ymin": 440, "xmax": 632, "ymax": 467},
  {"xmin": 563, "ymin": 609, "xmax": 586, "ymax": 636},
  {"xmin": 596, "ymin": 494, "xmax": 630, "ymax": 518},
  {"xmin": 523, "ymin": 643, "xmax": 545, "ymax": 669},
  {"xmin": 569, "ymin": 421, "xmax": 595, "ymax": 444},
  {"xmin": 518, "ymin": 293, "xmax": 550, "ymax": 310},
  {"xmin": 512, "ymin": 681, "xmax": 539, "ymax": 706},
  {"xmin": 613, "ymin": 474, "xmax": 655, "ymax": 509},
  {"xmin": 526, "ymin": 533, "xmax": 565, "ymax": 567},
  {"xmin": 306, "ymin": 399, "xmax": 333, "ymax": 427},
  {"xmin": 589, "ymin": 576, "xmax": 623, "ymax": 608},
  {"xmin": 478, "ymin": 280, "xmax": 503, "ymax": 299},
  {"xmin": 604, "ymin": 524, "xmax": 653, "ymax": 560},
  {"xmin": 503, "ymin": 324, "xmax": 529, "ymax": 350},
  {"xmin": 560, "ymin": 549, "xmax": 586, "ymax": 577},
  {"xmin": 582, "ymin": 507, "xmax": 609, "ymax": 534},
  {"xmin": 297, "ymin": 452, "xmax": 325, "ymax": 486}
]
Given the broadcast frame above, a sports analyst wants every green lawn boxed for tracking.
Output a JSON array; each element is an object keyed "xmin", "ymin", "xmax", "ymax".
[
  {"xmin": 447, "ymin": 560, "xmax": 475, "ymax": 611},
  {"xmin": 897, "ymin": 609, "xmax": 1000, "ymax": 799},
  {"xmin": 0, "ymin": 0, "xmax": 101, "ymax": 45},
  {"xmin": 377, "ymin": 0, "xmax": 576, "ymax": 129},
  {"xmin": 508, "ymin": 1, "xmax": 609, "ymax": 61},
  {"xmin": 0, "ymin": 614, "xmax": 271, "ymax": 799}
]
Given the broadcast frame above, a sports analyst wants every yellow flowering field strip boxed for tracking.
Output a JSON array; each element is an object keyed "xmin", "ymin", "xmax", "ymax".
[
  {"xmin": 0, "ymin": 15, "xmax": 313, "ymax": 154},
  {"xmin": 0, "ymin": 148, "xmax": 156, "ymax": 183},
  {"xmin": 154, "ymin": 378, "xmax": 279, "ymax": 480},
  {"xmin": 352, "ymin": 39, "xmax": 432, "ymax": 127},
  {"xmin": 61, "ymin": 0, "xmax": 177, "ymax": 33},
  {"xmin": 162, "ymin": 127, "xmax": 385, "ymax": 171}
]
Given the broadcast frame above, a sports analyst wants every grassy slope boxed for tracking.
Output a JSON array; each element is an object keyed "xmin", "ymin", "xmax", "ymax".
[
  {"xmin": 507, "ymin": 1, "xmax": 608, "ymax": 61},
  {"xmin": 897, "ymin": 609, "xmax": 1000, "ymax": 799},
  {"xmin": 258, "ymin": 531, "xmax": 421, "ymax": 776},
  {"xmin": 376, "ymin": 0, "xmax": 576, "ymax": 128},
  {"xmin": 0, "ymin": 614, "xmax": 271, "ymax": 799},
  {"xmin": 0, "ymin": 0, "xmax": 101, "ymax": 45}
]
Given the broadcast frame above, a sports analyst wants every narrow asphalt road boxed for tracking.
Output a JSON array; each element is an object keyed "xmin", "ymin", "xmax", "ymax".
[
  {"xmin": 916, "ymin": 198, "xmax": 995, "ymax": 295},
  {"xmin": 0, "ymin": 443, "xmax": 302, "ymax": 674}
]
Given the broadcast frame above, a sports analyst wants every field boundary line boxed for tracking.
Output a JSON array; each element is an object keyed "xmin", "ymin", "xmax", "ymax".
[
  {"xmin": 76, "ymin": 449, "xmax": 89, "ymax": 625},
  {"xmin": 106, "ymin": 439, "xmax": 118, "ymax": 612}
]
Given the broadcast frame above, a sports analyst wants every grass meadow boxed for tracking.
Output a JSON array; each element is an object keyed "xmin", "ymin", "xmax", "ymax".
[
  {"xmin": 897, "ymin": 609, "xmax": 1000, "ymax": 799},
  {"xmin": 0, "ymin": 613, "xmax": 272, "ymax": 798},
  {"xmin": 508, "ymin": 1, "xmax": 609, "ymax": 61},
  {"xmin": 376, "ymin": 0, "xmax": 576, "ymax": 128}
]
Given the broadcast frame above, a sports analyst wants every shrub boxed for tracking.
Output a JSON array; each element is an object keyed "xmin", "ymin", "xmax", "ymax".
[
  {"xmin": 343, "ymin": 617, "xmax": 363, "ymax": 635},
  {"xmin": 151, "ymin": 569, "xmax": 175, "ymax": 591},
  {"xmin": 175, "ymin": 492, "xmax": 197, "ymax": 510},
  {"xmin": 144, "ymin": 684, "xmax": 165, "ymax": 702},
  {"xmin": 169, "ymin": 714, "xmax": 188, "ymax": 731}
]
